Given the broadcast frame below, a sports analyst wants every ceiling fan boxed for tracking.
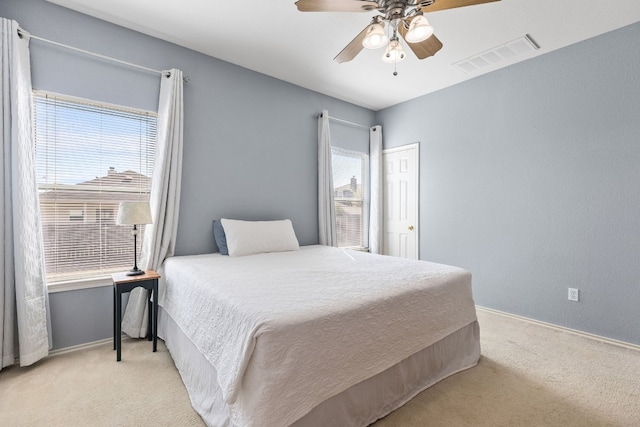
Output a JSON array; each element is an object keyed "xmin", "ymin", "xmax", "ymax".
[{"xmin": 295, "ymin": 0, "xmax": 501, "ymax": 65}]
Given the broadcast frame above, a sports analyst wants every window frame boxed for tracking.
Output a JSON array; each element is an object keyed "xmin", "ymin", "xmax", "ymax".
[
  {"xmin": 331, "ymin": 147, "xmax": 370, "ymax": 251},
  {"xmin": 33, "ymin": 90, "xmax": 157, "ymax": 290}
]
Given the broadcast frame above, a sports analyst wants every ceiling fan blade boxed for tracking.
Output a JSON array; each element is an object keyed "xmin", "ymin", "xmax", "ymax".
[
  {"xmin": 398, "ymin": 23, "xmax": 443, "ymax": 59},
  {"xmin": 295, "ymin": 0, "xmax": 379, "ymax": 12},
  {"xmin": 334, "ymin": 25, "xmax": 371, "ymax": 63},
  {"xmin": 420, "ymin": 0, "xmax": 500, "ymax": 13}
]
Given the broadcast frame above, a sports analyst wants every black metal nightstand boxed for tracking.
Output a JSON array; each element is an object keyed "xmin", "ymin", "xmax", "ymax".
[{"xmin": 112, "ymin": 270, "xmax": 160, "ymax": 362}]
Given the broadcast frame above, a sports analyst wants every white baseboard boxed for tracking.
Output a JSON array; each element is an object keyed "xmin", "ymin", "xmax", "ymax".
[
  {"xmin": 49, "ymin": 335, "xmax": 132, "ymax": 357},
  {"xmin": 476, "ymin": 306, "xmax": 640, "ymax": 352},
  {"xmin": 46, "ymin": 308, "xmax": 640, "ymax": 358}
]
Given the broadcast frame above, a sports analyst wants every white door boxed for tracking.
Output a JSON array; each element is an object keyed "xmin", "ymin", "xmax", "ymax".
[{"xmin": 383, "ymin": 143, "xmax": 419, "ymax": 259}]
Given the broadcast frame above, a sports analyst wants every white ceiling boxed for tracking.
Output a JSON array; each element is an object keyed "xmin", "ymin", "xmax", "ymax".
[{"xmin": 47, "ymin": 0, "xmax": 640, "ymax": 111}]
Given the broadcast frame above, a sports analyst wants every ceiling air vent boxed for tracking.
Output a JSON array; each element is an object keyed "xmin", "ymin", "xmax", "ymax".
[{"xmin": 452, "ymin": 34, "xmax": 539, "ymax": 75}]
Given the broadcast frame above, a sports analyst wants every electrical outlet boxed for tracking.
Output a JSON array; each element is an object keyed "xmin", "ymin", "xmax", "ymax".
[{"xmin": 568, "ymin": 288, "xmax": 579, "ymax": 302}]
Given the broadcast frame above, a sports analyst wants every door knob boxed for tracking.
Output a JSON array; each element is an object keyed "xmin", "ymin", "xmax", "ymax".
[{"xmin": 408, "ymin": 225, "xmax": 414, "ymax": 231}]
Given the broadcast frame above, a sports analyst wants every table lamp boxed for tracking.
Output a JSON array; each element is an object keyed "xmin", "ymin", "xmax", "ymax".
[{"xmin": 117, "ymin": 201, "xmax": 152, "ymax": 276}]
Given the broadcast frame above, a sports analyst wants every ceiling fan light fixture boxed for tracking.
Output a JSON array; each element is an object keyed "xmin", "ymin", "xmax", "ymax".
[
  {"xmin": 405, "ymin": 15, "xmax": 434, "ymax": 43},
  {"xmin": 362, "ymin": 23, "xmax": 388, "ymax": 49},
  {"xmin": 382, "ymin": 39, "xmax": 406, "ymax": 63}
]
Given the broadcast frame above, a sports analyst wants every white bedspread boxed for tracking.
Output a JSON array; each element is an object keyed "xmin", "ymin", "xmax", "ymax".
[{"xmin": 159, "ymin": 245, "xmax": 477, "ymax": 427}]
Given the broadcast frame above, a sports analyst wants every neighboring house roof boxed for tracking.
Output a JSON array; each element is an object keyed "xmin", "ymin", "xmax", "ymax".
[
  {"xmin": 78, "ymin": 167, "xmax": 151, "ymax": 188},
  {"xmin": 333, "ymin": 176, "xmax": 362, "ymax": 200},
  {"xmin": 39, "ymin": 167, "xmax": 150, "ymax": 203},
  {"xmin": 334, "ymin": 177, "xmax": 363, "ymax": 200}
]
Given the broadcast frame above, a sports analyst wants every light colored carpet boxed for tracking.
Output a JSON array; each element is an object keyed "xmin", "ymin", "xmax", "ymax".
[{"xmin": 1, "ymin": 309, "xmax": 638, "ymax": 426}]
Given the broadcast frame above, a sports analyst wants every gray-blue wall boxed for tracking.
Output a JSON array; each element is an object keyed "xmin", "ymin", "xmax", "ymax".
[
  {"xmin": 3, "ymin": 0, "xmax": 638, "ymax": 349},
  {"xmin": 1, "ymin": 0, "xmax": 374, "ymax": 350},
  {"xmin": 376, "ymin": 22, "xmax": 640, "ymax": 345}
]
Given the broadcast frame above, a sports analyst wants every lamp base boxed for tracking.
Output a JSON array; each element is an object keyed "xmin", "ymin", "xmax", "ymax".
[{"xmin": 126, "ymin": 268, "xmax": 145, "ymax": 276}]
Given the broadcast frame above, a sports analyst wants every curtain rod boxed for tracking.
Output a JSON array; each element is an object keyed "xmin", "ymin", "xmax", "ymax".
[
  {"xmin": 16, "ymin": 28, "xmax": 190, "ymax": 83},
  {"xmin": 319, "ymin": 112, "xmax": 370, "ymax": 130}
]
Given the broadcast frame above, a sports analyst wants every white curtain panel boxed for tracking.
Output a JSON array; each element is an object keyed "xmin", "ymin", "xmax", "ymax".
[
  {"xmin": 0, "ymin": 20, "xmax": 51, "ymax": 370},
  {"xmin": 122, "ymin": 69, "xmax": 184, "ymax": 338},
  {"xmin": 369, "ymin": 125, "xmax": 383, "ymax": 254},
  {"xmin": 318, "ymin": 110, "xmax": 337, "ymax": 246}
]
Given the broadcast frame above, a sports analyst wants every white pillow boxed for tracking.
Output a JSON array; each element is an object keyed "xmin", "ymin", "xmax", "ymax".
[{"xmin": 220, "ymin": 219, "xmax": 300, "ymax": 257}]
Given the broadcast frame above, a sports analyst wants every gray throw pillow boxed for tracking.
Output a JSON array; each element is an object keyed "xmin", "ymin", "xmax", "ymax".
[{"xmin": 212, "ymin": 220, "xmax": 229, "ymax": 255}]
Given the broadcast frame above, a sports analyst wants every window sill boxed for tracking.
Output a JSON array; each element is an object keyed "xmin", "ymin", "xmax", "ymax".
[
  {"xmin": 47, "ymin": 275, "xmax": 113, "ymax": 293},
  {"xmin": 341, "ymin": 246, "xmax": 369, "ymax": 252}
]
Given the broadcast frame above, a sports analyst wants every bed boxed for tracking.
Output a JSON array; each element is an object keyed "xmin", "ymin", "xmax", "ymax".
[{"xmin": 157, "ymin": 244, "xmax": 480, "ymax": 427}]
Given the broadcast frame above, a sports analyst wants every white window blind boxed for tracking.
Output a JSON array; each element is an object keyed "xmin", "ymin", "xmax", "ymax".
[
  {"xmin": 331, "ymin": 147, "xmax": 368, "ymax": 249},
  {"xmin": 33, "ymin": 91, "xmax": 157, "ymax": 282}
]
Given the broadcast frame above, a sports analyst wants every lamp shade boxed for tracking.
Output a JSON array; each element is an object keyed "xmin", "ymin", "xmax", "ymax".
[
  {"xmin": 382, "ymin": 39, "xmax": 406, "ymax": 63},
  {"xmin": 405, "ymin": 15, "xmax": 434, "ymax": 43},
  {"xmin": 362, "ymin": 23, "xmax": 388, "ymax": 49},
  {"xmin": 117, "ymin": 201, "xmax": 152, "ymax": 225}
]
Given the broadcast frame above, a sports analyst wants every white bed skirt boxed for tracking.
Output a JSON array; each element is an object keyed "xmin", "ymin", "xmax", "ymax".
[{"xmin": 159, "ymin": 306, "xmax": 481, "ymax": 427}]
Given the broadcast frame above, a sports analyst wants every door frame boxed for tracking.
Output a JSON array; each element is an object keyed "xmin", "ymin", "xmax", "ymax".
[{"xmin": 382, "ymin": 142, "xmax": 420, "ymax": 259}]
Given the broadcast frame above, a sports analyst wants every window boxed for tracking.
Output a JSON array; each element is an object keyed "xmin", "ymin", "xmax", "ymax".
[
  {"xmin": 68, "ymin": 209, "xmax": 84, "ymax": 222},
  {"xmin": 331, "ymin": 148, "xmax": 368, "ymax": 249},
  {"xmin": 33, "ymin": 91, "xmax": 157, "ymax": 283}
]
